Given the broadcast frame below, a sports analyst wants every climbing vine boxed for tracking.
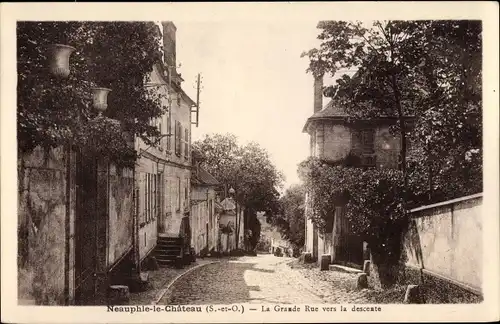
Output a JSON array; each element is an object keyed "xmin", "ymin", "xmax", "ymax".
[
  {"xmin": 298, "ymin": 156, "xmax": 406, "ymax": 241},
  {"xmin": 17, "ymin": 21, "xmax": 166, "ymax": 167}
]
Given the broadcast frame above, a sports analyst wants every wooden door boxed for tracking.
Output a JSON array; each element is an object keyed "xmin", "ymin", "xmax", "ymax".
[{"xmin": 74, "ymin": 152, "xmax": 98, "ymax": 305}]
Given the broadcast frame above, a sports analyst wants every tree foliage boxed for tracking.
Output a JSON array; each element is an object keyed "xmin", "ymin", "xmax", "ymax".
[
  {"xmin": 193, "ymin": 133, "xmax": 284, "ymax": 215},
  {"xmin": 193, "ymin": 133, "xmax": 284, "ymax": 250},
  {"xmin": 273, "ymin": 184, "xmax": 306, "ymax": 250},
  {"xmin": 17, "ymin": 21, "xmax": 166, "ymax": 166},
  {"xmin": 302, "ymin": 20, "xmax": 482, "ymax": 203},
  {"xmin": 299, "ymin": 157, "xmax": 407, "ymax": 287}
]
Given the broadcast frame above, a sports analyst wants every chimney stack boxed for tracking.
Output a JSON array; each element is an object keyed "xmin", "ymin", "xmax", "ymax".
[
  {"xmin": 161, "ymin": 21, "xmax": 177, "ymax": 75},
  {"xmin": 313, "ymin": 73, "xmax": 324, "ymax": 113}
]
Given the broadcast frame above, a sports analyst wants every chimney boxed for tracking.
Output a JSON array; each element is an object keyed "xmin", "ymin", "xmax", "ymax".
[
  {"xmin": 161, "ymin": 21, "xmax": 177, "ymax": 75},
  {"xmin": 313, "ymin": 73, "xmax": 324, "ymax": 113}
]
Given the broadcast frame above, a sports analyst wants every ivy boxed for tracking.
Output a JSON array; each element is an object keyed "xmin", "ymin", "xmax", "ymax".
[
  {"xmin": 17, "ymin": 22, "xmax": 165, "ymax": 165},
  {"xmin": 298, "ymin": 156, "xmax": 406, "ymax": 239}
]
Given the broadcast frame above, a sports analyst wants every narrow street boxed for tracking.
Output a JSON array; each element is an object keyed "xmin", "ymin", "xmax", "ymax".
[{"xmin": 161, "ymin": 255, "xmax": 325, "ymax": 305}]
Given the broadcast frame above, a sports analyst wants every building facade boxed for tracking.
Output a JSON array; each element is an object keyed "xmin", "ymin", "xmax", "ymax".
[
  {"xmin": 218, "ymin": 197, "xmax": 245, "ymax": 253},
  {"xmin": 303, "ymin": 74, "xmax": 402, "ymax": 267},
  {"xmin": 136, "ymin": 21, "xmax": 197, "ymax": 266},
  {"xmin": 190, "ymin": 150, "xmax": 221, "ymax": 255},
  {"xmin": 16, "ymin": 21, "xmax": 197, "ymax": 306}
]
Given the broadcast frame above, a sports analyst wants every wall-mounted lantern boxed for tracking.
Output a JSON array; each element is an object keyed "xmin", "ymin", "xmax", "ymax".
[
  {"xmin": 92, "ymin": 87, "xmax": 112, "ymax": 115},
  {"xmin": 47, "ymin": 44, "xmax": 76, "ymax": 78}
]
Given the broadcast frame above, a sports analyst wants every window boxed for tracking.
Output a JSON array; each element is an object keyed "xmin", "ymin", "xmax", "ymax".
[
  {"xmin": 158, "ymin": 122, "xmax": 163, "ymax": 151},
  {"xmin": 351, "ymin": 128, "xmax": 376, "ymax": 166},
  {"xmin": 184, "ymin": 128, "xmax": 189, "ymax": 159},
  {"xmin": 144, "ymin": 174, "xmax": 149, "ymax": 223},
  {"xmin": 175, "ymin": 121, "xmax": 182, "ymax": 157},
  {"xmin": 152, "ymin": 174, "xmax": 157, "ymax": 221},
  {"xmin": 352, "ymin": 129, "xmax": 375, "ymax": 154},
  {"xmin": 142, "ymin": 173, "xmax": 160, "ymax": 223},
  {"xmin": 360, "ymin": 129, "xmax": 375, "ymax": 154}
]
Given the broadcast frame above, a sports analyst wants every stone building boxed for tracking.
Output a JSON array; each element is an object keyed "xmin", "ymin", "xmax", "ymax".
[
  {"xmin": 218, "ymin": 197, "xmax": 245, "ymax": 253},
  {"xmin": 190, "ymin": 149, "xmax": 221, "ymax": 256},
  {"xmin": 302, "ymin": 74, "xmax": 403, "ymax": 268},
  {"xmin": 16, "ymin": 21, "xmax": 197, "ymax": 306},
  {"xmin": 137, "ymin": 21, "xmax": 197, "ymax": 267}
]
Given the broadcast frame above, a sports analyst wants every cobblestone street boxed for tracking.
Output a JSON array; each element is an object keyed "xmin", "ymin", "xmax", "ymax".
[{"xmin": 160, "ymin": 254, "xmax": 387, "ymax": 305}]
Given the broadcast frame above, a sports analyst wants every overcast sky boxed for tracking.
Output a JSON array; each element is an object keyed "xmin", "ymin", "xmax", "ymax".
[{"xmin": 175, "ymin": 21, "xmax": 332, "ymax": 190}]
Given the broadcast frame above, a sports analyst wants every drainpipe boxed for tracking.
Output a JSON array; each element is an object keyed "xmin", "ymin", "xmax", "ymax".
[
  {"xmin": 64, "ymin": 144, "xmax": 71, "ymax": 305},
  {"xmin": 133, "ymin": 140, "xmax": 141, "ymax": 274}
]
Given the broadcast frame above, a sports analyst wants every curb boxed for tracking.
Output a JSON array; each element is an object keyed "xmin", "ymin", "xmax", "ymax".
[{"xmin": 152, "ymin": 261, "xmax": 219, "ymax": 305}]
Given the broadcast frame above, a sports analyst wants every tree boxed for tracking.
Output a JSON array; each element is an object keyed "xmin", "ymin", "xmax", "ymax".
[
  {"xmin": 17, "ymin": 21, "xmax": 166, "ymax": 166},
  {"xmin": 299, "ymin": 157, "xmax": 406, "ymax": 288},
  {"xmin": 193, "ymin": 133, "xmax": 284, "ymax": 250},
  {"xmin": 302, "ymin": 20, "xmax": 482, "ymax": 204},
  {"xmin": 273, "ymin": 184, "xmax": 306, "ymax": 252},
  {"xmin": 301, "ymin": 21, "xmax": 482, "ymax": 287}
]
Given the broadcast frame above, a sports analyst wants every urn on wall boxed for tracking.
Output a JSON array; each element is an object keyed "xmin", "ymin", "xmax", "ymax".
[
  {"xmin": 47, "ymin": 44, "xmax": 76, "ymax": 78},
  {"xmin": 92, "ymin": 87, "xmax": 112, "ymax": 115}
]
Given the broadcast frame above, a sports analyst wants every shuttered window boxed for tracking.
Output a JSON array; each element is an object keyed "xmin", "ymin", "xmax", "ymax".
[{"xmin": 175, "ymin": 121, "xmax": 182, "ymax": 157}]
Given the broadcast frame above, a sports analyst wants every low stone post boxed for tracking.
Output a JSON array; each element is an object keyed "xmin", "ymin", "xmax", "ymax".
[
  {"xmin": 108, "ymin": 285, "xmax": 130, "ymax": 305},
  {"xmin": 404, "ymin": 284, "xmax": 424, "ymax": 304},
  {"xmin": 147, "ymin": 256, "xmax": 160, "ymax": 271},
  {"xmin": 356, "ymin": 273, "xmax": 368, "ymax": 289},
  {"xmin": 363, "ymin": 260, "xmax": 371, "ymax": 276},
  {"xmin": 301, "ymin": 252, "xmax": 313, "ymax": 264},
  {"xmin": 320, "ymin": 254, "xmax": 331, "ymax": 271}
]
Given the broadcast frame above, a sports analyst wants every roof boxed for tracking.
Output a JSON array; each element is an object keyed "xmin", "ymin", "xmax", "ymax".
[
  {"xmin": 154, "ymin": 60, "xmax": 196, "ymax": 107},
  {"xmin": 302, "ymin": 99, "xmax": 414, "ymax": 133},
  {"xmin": 196, "ymin": 167, "xmax": 220, "ymax": 186},
  {"xmin": 302, "ymin": 99, "xmax": 348, "ymax": 133},
  {"xmin": 191, "ymin": 167, "xmax": 220, "ymax": 186}
]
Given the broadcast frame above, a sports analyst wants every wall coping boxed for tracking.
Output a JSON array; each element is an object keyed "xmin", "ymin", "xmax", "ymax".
[{"xmin": 409, "ymin": 193, "xmax": 483, "ymax": 214}]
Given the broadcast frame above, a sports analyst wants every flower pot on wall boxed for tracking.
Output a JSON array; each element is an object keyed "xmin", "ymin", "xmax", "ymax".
[
  {"xmin": 92, "ymin": 87, "xmax": 112, "ymax": 115},
  {"xmin": 47, "ymin": 44, "xmax": 76, "ymax": 78}
]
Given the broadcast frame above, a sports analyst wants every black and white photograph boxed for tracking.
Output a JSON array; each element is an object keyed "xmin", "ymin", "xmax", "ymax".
[{"xmin": 1, "ymin": 2, "xmax": 499, "ymax": 323}]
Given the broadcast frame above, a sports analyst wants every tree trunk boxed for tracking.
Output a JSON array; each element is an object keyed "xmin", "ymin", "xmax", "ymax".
[{"xmin": 368, "ymin": 223, "xmax": 405, "ymax": 289}]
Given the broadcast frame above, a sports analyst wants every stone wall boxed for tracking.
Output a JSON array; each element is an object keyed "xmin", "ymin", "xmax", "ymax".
[
  {"xmin": 108, "ymin": 165, "xmax": 134, "ymax": 265},
  {"xmin": 18, "ymin": 146, "xmax": 73, "ymax": 305},
  {"xmin": 321, "ymin": 124, "xmax": 351, "ymax": 161},
  {"xmin": 190, "ymin": 187, "xmax": 217, "ymax": 255},
  {"xmin": 403, "ymin": 194, "xmax": 483, "ymax": 295}
]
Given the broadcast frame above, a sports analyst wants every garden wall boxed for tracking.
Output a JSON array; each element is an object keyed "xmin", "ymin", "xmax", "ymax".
[{"xmin": 402, "ymin": 193, "xmax": 483, "ymax": 301}]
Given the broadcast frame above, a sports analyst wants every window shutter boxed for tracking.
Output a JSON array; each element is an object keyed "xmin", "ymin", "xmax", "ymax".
[
  {"xmin": 184, "ymin": 128, "xmax": 189, "ymax": 159},
  {"xmin": 167, "ymin": 109, "xmax": 172, "ymax": 152}
]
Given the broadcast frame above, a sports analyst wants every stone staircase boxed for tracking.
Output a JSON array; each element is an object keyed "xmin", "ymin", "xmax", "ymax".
[{"xmin": 154, "ymin": 236, "xmax": 184, "ymax": 267}]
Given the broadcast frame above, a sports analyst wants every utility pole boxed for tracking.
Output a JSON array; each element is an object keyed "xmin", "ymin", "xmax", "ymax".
[{"xmin": 194, "ymin": 73, "xmax": 201, "ymax": 127}]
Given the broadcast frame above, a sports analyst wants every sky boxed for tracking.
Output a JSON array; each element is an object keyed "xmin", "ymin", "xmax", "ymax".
[{"xmin": 175, "ymin": 21, "xmax": 331, "ymax": 190}]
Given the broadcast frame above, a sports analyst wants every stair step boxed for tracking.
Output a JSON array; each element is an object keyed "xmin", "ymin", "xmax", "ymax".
[
  {"xmin": 155, "ymin": 251, "xmax": 181, "ymax": 257},
  {"xmin": 158, "ymin": 237, "xmax": 183, "ymax": 242},
  {"xmin": 156, "ymin": 243, "xmax": 182, "ymax": 248},
  {"xmin": 156, "ymin": 256, "xmax": 181, "ymax": 262}
]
